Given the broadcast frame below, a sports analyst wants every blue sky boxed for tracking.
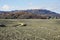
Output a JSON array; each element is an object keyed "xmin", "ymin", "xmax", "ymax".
[{"xmin": 0, "ymin": 0, "xmax": 60, "ymax": 13}]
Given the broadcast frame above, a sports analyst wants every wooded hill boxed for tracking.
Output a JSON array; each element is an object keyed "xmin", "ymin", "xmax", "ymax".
[{"xmin": 0, "ymin": 9, "xmax": 60, "ymax": 19}]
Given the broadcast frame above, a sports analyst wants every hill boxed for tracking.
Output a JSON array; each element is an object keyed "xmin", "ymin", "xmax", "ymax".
[{"xmin": 0, "ymin": 9, "xmax": 60, "ymax": 19}]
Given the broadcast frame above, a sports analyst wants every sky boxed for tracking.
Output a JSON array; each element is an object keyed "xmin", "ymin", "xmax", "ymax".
[{"xmin": 0, "ymin": 0, "xmax": 60, "ymax": 13}]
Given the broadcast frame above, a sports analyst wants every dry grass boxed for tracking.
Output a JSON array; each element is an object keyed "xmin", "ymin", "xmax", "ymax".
[{"xmin": 0, "ymin": 19, "xmax": 60, "ymax": 40}]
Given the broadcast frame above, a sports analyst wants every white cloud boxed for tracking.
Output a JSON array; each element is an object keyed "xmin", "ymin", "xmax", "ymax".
[
  {"xmin": 1, "ymin": 5, "xmax": 10, "ymax": 11},
  {"xmin": 18, "ymin": 6, "xmax": 40, "ymax": 10}
]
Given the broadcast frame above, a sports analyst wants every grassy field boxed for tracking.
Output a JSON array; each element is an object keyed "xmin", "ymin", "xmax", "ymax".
[{"xmin": 0, "ymin": 19, "xmax": 60, "ymax": 40}]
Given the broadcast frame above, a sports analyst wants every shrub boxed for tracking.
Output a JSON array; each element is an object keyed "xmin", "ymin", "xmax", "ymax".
[{"xmin": 0, "ymin": 24, "xmax": 6, "ymax": 27}]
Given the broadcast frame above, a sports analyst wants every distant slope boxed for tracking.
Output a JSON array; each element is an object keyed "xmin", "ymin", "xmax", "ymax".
[
  {"xmin": 23, "ymin": 9, "xmax": 57, "ymax": 14},
  {"xmin": 22, "ymin": 9, "xmax": 60, "ymax": 17},
  {"xmin": 0, "ymin": 9, "xmax": 60, "ymax": 19}
]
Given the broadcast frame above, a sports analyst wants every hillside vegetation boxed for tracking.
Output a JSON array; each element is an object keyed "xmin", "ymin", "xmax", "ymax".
[
  {"xmin": 0, "ymin": 9, "xmax": 60, "ymax": 19},
  {"xmin": 0, "ymin": 19, "xmax": 60, "ymax": 40}
]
